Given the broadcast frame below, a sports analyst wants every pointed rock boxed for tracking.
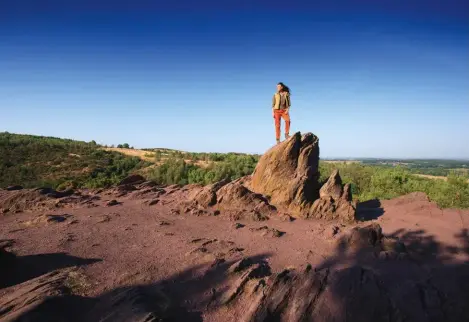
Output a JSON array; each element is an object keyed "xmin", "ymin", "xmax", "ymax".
[
  {"xmin": 251, "ymin": 132, "xmax": 320, "ymax": 216},
  {"xmin": 341, "ymin": 183, "xmax": 352, "ymax": 202},
  {"xmin": 320, "ymin": 170, "xmax": 343, "ymax": 199}
]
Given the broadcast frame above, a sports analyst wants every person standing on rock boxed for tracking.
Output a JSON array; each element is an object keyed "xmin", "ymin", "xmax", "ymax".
[{"xmin": 272, "ymin": 82, "xmax": 291, "ymax": 144}]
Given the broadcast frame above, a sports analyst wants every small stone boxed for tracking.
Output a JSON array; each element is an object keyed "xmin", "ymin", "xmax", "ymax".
[
  {"xmin": 148, "ymin": 199, "xmax": 159, "ymax": 206},
  {"xmin": 326, "ymin": 225, "xmax": 340, "ymax": 238},
  {"xmin": 98, "ymin": 215, "xmax": 111, "ymax": 223},
  {"xmin": 280, "ymin": 213, "xmax": 295, "ymax": 222},
  {"xmin": 250, "ymin": 226, "xmax": 269, "ymax": 232},
  {"xmin": 228, "ymin": 247, "xmax": 245, "ymax": 255},
  {"xmin": 46, "ymin": 215, "xmax": 68, "ymax": 223},
  {"xmin": 170, "ymin": 209, "xmax": 180, "ymax": 215},
  {"xmin": 106, "ymin": 200, "xmax": 120, "ymax": 206},
  {"xmin": 270, "ymin": 229, "xmax": 285, "ymax": 238},
  {"xmin": 251, "ymin": 226, "xmax": 285, "ymax": 238}
]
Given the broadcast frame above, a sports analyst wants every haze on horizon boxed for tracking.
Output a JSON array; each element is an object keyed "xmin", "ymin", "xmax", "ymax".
[{"xmin": 1, "ymin": 1, "xmax": 468, "ymax": 159}]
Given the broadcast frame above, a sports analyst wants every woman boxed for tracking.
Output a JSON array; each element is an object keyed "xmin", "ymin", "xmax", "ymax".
[{"xmin": 272, "ymin": 82, "xmax": 291, "ymax": 144}]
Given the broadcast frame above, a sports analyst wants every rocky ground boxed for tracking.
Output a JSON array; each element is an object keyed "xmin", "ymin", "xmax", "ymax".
[{"xmin": 1, "ymin": 133, "xmax": 469, "ymax": 322}]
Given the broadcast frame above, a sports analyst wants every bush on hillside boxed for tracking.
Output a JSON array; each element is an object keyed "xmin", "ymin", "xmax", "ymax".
[
  {"xmin": 319, "ymin": 162, "xmax": 469, "ymax": 209},
  {"xmin": 147, "ymin": 154, "xmax": 258, "ymax": 186},
  {"xmin": 0, "ymin": 133, "xmax": 149, "ymax": 189}
]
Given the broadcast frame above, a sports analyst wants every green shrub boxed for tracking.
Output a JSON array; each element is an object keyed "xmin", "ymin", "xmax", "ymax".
[
  {"xmin": 319, "ymin": 161, "xmax": 469, "ymax": 209},
  {"xmin": 147, "ymin": 153, "xmax": 258, "ymax": 186},
  {"xmin": 0, "ymin": 132, "xmax": 149, "ymax": 189}
]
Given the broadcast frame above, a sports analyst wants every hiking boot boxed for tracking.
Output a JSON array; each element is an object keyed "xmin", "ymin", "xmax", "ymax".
[
  {"xmin": 285, "ymin": 133, "xmax": 290, "ymax": 139},
  {"xmin": 276, "ymin": 139, "xmax": 281, "ymax": 144}
]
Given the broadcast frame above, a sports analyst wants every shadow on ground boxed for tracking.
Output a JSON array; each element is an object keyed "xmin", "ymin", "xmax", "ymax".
[
  {"xmin": 356, "ymin": 198, "xmax": 384, "ymax": 221},
  {"xmin": 0, "ymin": 251, "xmax": 102, "ymax": 289},
  {"xmin": 5, "ymin": 228, "xmax": 469, "ymax": 322}
]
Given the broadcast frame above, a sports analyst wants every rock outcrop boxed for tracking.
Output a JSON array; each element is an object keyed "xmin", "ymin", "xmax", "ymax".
[
  {"xmin": 187, "ymin": 179, "xmax": 276, "ymax": 220},
  {"xmin": 306, "ymin": 170, "xmax": 356, "ymax": 223},
  {"xmin": 217, "ymin": 182, "xmax": 274, "ymax": 214},
  {"xmin": 251, "ymin": 132, "xmax": 320, "ymax": 214},
  {"xmin": 251, "ymin": 132, "xmax": 356, "ymax": 222},
  {"xmin": 0, "ymin": 188, "xmax": 100, "ymax": 214},
  {"xmin": 210, "ymin": 223, "xmax": 468, "ymax": 322},
  {"xmin": 189, "ymin": 179, "xmax": 231, "ymax": 208}
]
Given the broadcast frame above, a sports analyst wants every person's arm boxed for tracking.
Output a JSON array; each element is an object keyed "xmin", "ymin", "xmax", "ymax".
[
  {"xmin": 272, "ymin": 94, "xmax": 276, "ymax": 117},
  {"xmin": 285, "ymin": 94, "xmax": 291, "ymax": 114}
]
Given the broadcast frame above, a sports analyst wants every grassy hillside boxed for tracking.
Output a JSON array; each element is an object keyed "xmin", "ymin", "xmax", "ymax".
[
  {"xmin": 0, "ymin": 132, "xmax": 150, "ymax": 189},
  {"xmin": 2, "ymin": 132, "xmax": 468, "ymax": 209}
]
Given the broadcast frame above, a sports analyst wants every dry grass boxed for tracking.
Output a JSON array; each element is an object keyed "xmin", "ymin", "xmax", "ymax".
[
  {"xmin": 414, "ymin": 174, "xmax": 469, "ymax": 183},
  {"xmin": 64, "ymin": 269, "xmax": 92, "ymax": 295},
  {"xmin": 414, "ymin": 174, "xmax": 448, "ymax": 181},
  {"xmin": 102, "ymin": 147, "xmax": 213, "ymax": 168},
  {"xmin": 102, "ymin": 147, "xmax": 155, "ymax": 162}
]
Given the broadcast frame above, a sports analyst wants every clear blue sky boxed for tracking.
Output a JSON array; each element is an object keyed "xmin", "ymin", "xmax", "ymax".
[{"xmin": 1, "ymin": 1, "xmax": 468, "ymax": 158}]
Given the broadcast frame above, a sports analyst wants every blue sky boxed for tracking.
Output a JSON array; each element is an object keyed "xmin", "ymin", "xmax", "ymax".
[{"xmin": 1, "ymin": 1, "xmax": 468, "ymax": 158}]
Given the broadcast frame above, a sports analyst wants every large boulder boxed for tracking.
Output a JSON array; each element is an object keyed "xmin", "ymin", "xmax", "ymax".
[
  {"xmin": 251, "ymin": 132, "xmax": 356, "ymax": 222},
  {"xmin": 250, "ymin": 132, "xmax": 320, "ymax": 216}
]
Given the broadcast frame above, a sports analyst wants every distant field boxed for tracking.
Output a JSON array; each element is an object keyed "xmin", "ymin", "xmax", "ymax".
[
  {"xmin": 322, "ymin": 160, "xmax": 361, "ymax": 164},
  {"xmin": 414, "ymin": 173, "xmax": 469, "ymax": 183},
  {"xmin": 414, "ymin": 174, "xmax": 448, "ymax": 181},
  {"xmin": 103, "ymin": 147, "xmax": 211, "ymax": 168}
]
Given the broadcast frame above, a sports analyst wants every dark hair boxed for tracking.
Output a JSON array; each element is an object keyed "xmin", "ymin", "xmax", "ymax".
[{"xmin": 278, "ymin": 82, "xmax": 290, "ymax": 93}]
